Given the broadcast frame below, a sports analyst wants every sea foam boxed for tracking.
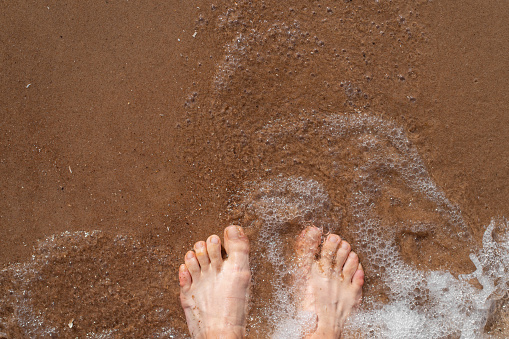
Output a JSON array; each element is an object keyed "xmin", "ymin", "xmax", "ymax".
[
  {"xmin": 234, "ymin": 175, "xmax": 509, "ymax": 338},
  {"xmin": 0, "ymin": 231, "xmax": 188, "ymax": 338},
  {"xmin": 229, "ymin": 112, "xmax": 509, "ymax": 338}
]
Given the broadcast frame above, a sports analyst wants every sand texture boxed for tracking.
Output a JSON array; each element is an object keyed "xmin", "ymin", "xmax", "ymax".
[{"xmin": 1, "ymin": 0, "xmax": 508, "ymax": 338}]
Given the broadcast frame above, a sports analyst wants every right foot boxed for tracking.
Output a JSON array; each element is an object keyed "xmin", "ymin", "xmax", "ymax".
[
  {"xmin": 179, "ymin": 225, "xmax": 251, "ymax": 339},
  {"xmin": 295, "ymin": 226, "xmax": 364, "ymax": 339}
]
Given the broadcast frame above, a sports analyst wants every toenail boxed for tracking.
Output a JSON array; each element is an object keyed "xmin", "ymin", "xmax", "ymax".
[
  {"xmin": 210, "ymin": 236, "xmax": 219, "ymax": 244},
  {"xmin": 329, "ymin": 234, "xmax": 340, "ymax": 243},
  {"xmin": 195, "ymin": 242, "xmax": 204, "ymax": 249},
  {"xmin": 342, "ymin": 242, "xmax": 350, "ymax": 249},
  {"xmin": 186, "ymin": 251, "xmax": 195, "ymax": 259},
  {"xmin": 227, "ymin": 226, "xmax": 241, "ymax": 239}
]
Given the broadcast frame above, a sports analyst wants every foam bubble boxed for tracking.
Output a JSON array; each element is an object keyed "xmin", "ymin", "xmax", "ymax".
[
  {"xmin": 346, "ymin": 219, "xmax": 509, "ymax": 338},
  {"xmin": 229, "ymin": 112, "xmax": 509, "ymax": 338},
  {"xmin": 0, "ymin": 231, "xmax": 187, "ymax": 338},
  {"xmin": 230, "ymin": 176, "xmax": 335, "ymax": 337}
]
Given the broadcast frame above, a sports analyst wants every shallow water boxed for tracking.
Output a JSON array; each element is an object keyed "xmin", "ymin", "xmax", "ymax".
[
  {"xmin": 0, "ymin": 231, "xmax": 194, "ymax": 338},
  {"xmin": 1, "ymin": 0, "xmax": 508, "ymax": 338}
]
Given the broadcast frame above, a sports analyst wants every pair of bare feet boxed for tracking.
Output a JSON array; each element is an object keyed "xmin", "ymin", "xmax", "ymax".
[{"xmin": 179, "ymin": 225, "xmax": 364, "ymax": 338}]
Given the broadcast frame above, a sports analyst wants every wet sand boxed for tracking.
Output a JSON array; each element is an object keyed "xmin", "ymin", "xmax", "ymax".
[{"xmin": 1, "ymin": 0, "xmax": 508, "ymax": 337}]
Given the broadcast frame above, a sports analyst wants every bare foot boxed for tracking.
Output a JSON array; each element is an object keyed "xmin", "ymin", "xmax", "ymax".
[
  {"xmin": 179, "ymin": 225, "xmax": 251, "ymax": 339},
  {"xmin": 295, "ymin": 226, "xmax": 364, "ymax": 339}
]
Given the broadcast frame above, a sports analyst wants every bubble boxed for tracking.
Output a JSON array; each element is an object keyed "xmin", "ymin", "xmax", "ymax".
[
  {"xmin": 0, "ymin": 231, "xmax": 185, "ymax": 338},
  {"xmin": 229, "ymin": 112, "xmax": 509, "ymax": 338}
]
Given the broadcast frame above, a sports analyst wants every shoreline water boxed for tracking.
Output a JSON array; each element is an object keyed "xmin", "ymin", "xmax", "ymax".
[{"xmin": 1, "ymin": 0, "xmax": 508, "ymax": 337}]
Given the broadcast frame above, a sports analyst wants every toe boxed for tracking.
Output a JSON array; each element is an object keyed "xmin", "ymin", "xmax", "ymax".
[
  {"xmin": 224, "ymin": 225, "xmax": 250, "ymax": 268},
  {"xmin": 184, "ymin": 251, "xmax": 201, "ymax": 279},
  {"xmin": 334, "ymin": 240, "xmax": 351, "ymax": 274},
  {"xmin": 319, "ymin": 234, "xmax": 341, "ymax": 273},
  {"xmin": 179, "ymin": 264, "xmax": 192, "ymax": 293},
  {"xmin": 207, "ymin": 235, "xmax": 223, "ymax": 270},
  {"xmin": 343, "ymin": 251, "xmax": 359, "ymax": 281},
  {"xmin": 295, "ymin": 226, "xmax": 322, "ymax": 271},
  {"xmin": 194, "ymin": 241, "xmax": 211, "ymax": 269},
  {"xmin": 352, "ymin": 263, "xmax": 365, "ymax": 286}
]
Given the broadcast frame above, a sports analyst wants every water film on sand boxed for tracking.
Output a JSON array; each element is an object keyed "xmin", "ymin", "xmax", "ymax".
[{"xmin": 1, "ymin": 0, "xmax": 508, "ymax": 338}]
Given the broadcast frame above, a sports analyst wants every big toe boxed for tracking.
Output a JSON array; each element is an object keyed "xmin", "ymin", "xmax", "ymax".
[
  {"xmin": 319, "ymin": 234, "xmax": 341, "ymax": 273},
  {"xmin": 224, "ymin": 225, "xmax": 250, "ymax": 268},
  {"xmin": 295, "ymin": 226, "xmax": 322, "ymax": 271}
]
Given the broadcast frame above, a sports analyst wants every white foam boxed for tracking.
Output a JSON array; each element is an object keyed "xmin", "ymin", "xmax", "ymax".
[
  {"xmin": 231, "ymin": 176, "xmax": 334, "ymax": 337},
  {"xmin": 0, "ymin": 231, "xmax": 184, "ymax": 338},
  {"xmin": 346, "ymin": 219, "xmax": 509, "ymax": 339},
  {"xmin": 231, "ymin": 113, "xmax": 509, "ymax": 338}
]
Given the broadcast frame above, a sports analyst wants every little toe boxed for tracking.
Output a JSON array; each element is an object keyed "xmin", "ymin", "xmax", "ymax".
[
  {"xmin": 295, "ymin": 226, "xmax": 322, "ymax": 271},
  {"xmin": 352, "ymin": 263, "xmax": 365, "ymax": 287},
  {"xmin": 179, "ymin": 264, "xmax": 192, "ymax": 293},
  {"xmin": 334, "ymin": 240, "xmax": 351, "ymax": 274},
  {"xmin": 207, "ymin": 235, "xmax": 223, "ymax": 270},
  {"xmin": 184, "ymin": 251, "xmax": 201, "ymax": 279},
  {"xmin": 343, "ymin": 251, "xmax": 360, "ymax": 281},
  {"xmin": 224, "ymin": 225, "xmax": 250, "ymax": 269},
  {"xmin": 194, "ymin": 241, "xmax": 211, "ymax": 269},
  {"xmin": 319, "ymin": 234, "xmax": 341, "ymax": 273}
]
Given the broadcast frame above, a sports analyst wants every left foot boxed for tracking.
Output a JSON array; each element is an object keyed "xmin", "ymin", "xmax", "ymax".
[{"xmin": 179, "ymin": 225, "xmax": 251, "ymax": 339}]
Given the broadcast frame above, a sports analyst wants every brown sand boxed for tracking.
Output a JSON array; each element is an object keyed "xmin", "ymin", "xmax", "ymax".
[{"xmin": 0, "ymin": 0, "xmax": 508, "ymax": 337}]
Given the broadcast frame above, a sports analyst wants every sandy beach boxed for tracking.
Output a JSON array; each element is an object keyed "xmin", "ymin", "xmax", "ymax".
[{"xmin": 1, "ymin": 0, "xmax": 508, "ymax": 337}]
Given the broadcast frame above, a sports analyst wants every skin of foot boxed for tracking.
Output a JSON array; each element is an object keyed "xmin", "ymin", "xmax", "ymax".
[
  {"xmin": 179, "ymin": 225, "xmax": 251, "ymax": 339},
  {"xmin": 295, "ymin": 226, "xmax": 364, "ymax": 339}
]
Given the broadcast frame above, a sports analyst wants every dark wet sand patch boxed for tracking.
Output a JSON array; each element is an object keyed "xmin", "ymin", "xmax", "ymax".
[{"xmin": 1, "ymin": 0, "xmax": 508, "ymax": 337}]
